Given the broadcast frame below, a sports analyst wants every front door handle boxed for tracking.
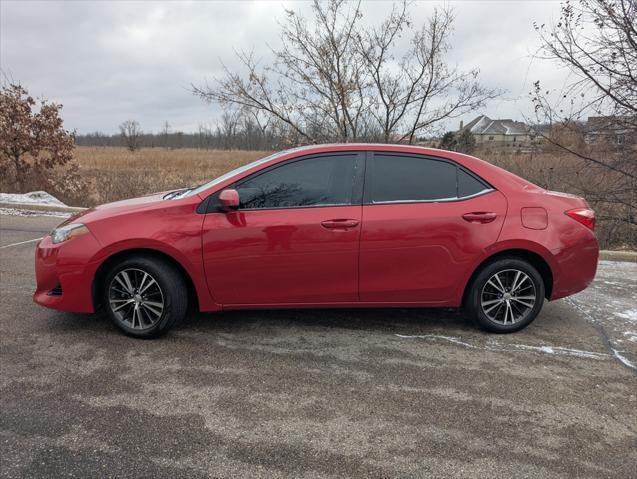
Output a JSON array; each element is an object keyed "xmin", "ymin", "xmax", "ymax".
[
  {"xmin": 321, "ymin": 219, "xmax": 360, "ymax": 229},
  {"xmin": 462, "ymin": 212, "xmax": 497, "ymax": 224}
]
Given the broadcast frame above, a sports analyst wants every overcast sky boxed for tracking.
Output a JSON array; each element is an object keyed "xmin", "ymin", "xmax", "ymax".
[{"xmin": 0, "ymin": 0, "xmax": 567, "ymax": 135}]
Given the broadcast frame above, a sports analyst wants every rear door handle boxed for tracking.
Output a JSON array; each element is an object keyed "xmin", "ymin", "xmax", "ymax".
[
  {"xmin": 321, "ymin": 219, "xmax": 360, "ymax": 229},
  {"xmin": 462, "ymin": 212, "xmax": 497, "ymax": 224}
]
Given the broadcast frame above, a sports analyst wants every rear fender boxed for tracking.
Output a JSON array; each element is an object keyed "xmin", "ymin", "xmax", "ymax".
[{"xmin": 453, "ymin": 239, "xmax": 558, "ymax": 306}]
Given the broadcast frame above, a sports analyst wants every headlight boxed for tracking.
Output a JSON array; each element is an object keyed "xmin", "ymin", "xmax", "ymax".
[{"xmin": 51, "ymin": 223, "xmax": 89, "ymax": 244}]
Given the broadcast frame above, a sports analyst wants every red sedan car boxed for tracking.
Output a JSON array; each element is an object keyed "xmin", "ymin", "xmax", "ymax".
[{"xmin": 34, "ymin": 144, "xmax": 599, "ymax": 338}]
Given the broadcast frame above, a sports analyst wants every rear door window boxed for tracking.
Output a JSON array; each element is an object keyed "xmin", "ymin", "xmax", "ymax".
[{"xmin": 368, "ymin": 153, "xmax": 490, "ymax": 203}]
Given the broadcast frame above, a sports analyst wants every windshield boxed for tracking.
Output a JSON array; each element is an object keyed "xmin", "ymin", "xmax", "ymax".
[{"xmin": 186, "ymin": 150, "xmax": 288, "ymax": 197}]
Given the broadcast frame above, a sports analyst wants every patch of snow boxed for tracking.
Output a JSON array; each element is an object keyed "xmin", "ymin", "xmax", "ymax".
[
  {"xmin": 509, "ymin": 344, "xmax": 608, "ymax": 360},
  {"xmin": 614, "ymin": 310, "xmax": 637, "ymax": 322},
  {"xmin": 568, "ymin": 271, "xmax": 637, "ymax": 371},
  {"xmin": 623, "ymin": 332, "xmax": 637, "ymax": 343},
  {"xmin": 598, "ymin": 260, "xmax": 637, "ymax": 268},
  {"xmin": 0, "ymin": 207, "xmax": 71, "ymax": 218},
  {"xmin": 0, "ymin": 191, "xmax": 66, "ymax": 207},
  {"xmin": 611, "ymin": 349, "xmax": 636, "ymax": 370},
  {"xmin": 395, "ymin": 334, "xmax": 476, "ymax": 349},
  {"xmin": 395, "ymin": 334, "xmax": 609, "ymax": 360}
]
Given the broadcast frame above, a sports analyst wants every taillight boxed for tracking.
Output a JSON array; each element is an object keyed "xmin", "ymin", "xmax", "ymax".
[{"xmin": 565, "ymin": 208, "xmax": 595, "ymax": 230}]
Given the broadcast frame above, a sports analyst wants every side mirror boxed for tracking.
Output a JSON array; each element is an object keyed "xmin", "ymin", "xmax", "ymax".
[{"xmin": 219, "ymin": 188, "xmax": 240, "ymax": 211}]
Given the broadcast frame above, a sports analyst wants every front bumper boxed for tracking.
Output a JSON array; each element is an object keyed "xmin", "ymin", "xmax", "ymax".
[{"xmin": 33, "ymin": 232, "xmax": 102, "ymax": 313}]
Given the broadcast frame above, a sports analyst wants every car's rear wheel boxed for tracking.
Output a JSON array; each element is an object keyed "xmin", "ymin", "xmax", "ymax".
[
  {"xmin": 103, "ymin": 256, "xmax": 187, "ymax": 338},
  {"xmin": 465, "ymin": 258, "xmax": 545, "ymax": 333}
]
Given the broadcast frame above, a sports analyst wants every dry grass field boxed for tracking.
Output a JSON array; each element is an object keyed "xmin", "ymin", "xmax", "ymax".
[
  {"xmin": 74, "ymin": 147, "xmax": 272, "ymax": 206},
  {"xmin": 12, "ymin": 145, "xmax": 631, "ymax": 248}
]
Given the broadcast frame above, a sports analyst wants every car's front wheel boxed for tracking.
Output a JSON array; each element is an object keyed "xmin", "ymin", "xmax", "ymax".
[
  {"xmin": 103, "ymin": 256, "xmax": 188, "ymax": 338},
  {"xmin": 465, "ymin": 258, "xmax": 545, "ymax": 333}
]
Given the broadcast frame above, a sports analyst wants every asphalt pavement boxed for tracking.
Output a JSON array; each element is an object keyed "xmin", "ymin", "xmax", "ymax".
[{"xmin": 1, "ymin": 214, "xmax": 635, "ymax": 478}]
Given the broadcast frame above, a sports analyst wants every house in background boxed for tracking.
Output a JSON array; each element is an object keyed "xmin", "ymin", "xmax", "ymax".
[
  {"xmin": 456, "ymin": 115, "xmax": 538, "ymax": 149},
  {"xmin": 585, "ymin": 116, "xmax": 635, "ymax": 146}
]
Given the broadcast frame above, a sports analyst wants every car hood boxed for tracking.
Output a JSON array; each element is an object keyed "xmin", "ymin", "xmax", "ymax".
[{"xmin": 59, "ymin": 191, "xmax": 194, "ymax": 226}]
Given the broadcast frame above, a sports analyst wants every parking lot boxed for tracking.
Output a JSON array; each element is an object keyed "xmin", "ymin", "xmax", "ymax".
[{"xmin": 1, "ymin": 214, "xmax": 636, "ymax": 478}]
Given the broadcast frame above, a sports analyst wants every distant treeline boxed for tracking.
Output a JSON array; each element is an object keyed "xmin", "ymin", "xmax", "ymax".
[
  {"xmin": 76, "ymin": 110, "xmax": 312, "ymax": 150},
  {"xmin": 74, "ymin": 127, "xmax": 432, "ymax": 150},
  {"xmin": 74, "ymin": 109, "xmax": 435, "ymax": 151},
  {"xmin": 75, "ymin": 129, "xmax": 280, "ymax": 151}
]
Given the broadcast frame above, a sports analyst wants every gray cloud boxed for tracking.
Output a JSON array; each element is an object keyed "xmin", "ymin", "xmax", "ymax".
[{"xmin": 0, "ymin": 0, "xmax": 564, "ymax": 135}]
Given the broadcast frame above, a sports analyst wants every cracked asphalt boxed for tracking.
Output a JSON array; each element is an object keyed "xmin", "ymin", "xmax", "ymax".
[{"xmin": 1, "ymin": 214, "xmax": 636, "ymax": 478}]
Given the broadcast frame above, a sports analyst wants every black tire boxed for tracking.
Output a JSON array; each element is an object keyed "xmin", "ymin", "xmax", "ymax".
[
  {"xmin": 465, "ymin": 258, "xmax": 545, "ymax": 333},
  {"xmin": 102, "ymin": 256, "xmax": 188, "ymax": 338}
]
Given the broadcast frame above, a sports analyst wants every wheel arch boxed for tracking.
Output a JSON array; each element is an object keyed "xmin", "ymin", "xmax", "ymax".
[
  {"xmin": 462, "ymin": 248, "xmax": 554, "ymax": 306},
  {"xmin": 91, "ymin": 248, "xmax": 200, "ymax": 313}
]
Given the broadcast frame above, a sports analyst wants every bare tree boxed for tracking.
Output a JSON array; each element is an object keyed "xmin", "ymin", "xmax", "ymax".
[
  {"xmin": 119, "ymin": 120, "xmax": 143, "ymax": 152},
  {"xmin": 161, "ymin": 120, "xmax": 171, "ymax": 149},
  {"xmin": 193, "ymin": 0, "xmax": 498, "ymax": 145},
  {"xmin": 531, "ymin": 0, "xmax": 636, "ymax": 244},
  {"xmin": 215, "ymin": 111, "xmax": 235, "ymax": 149},
  {"xmin": 532, "ymin": 0, "xmax": 636, "ymax": 172},
  {"xmin": 357, "ymin": 5, "xmax": 498, "ymax": 143}
]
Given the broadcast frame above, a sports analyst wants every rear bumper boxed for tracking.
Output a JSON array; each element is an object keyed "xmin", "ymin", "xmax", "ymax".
[
  {"xmin": 550, "ymin": 234, "xmax": 599, "ymax": 300},
  {"xmin": 33, "ymin": 233, "xmax": 102, "ymax": 313}
]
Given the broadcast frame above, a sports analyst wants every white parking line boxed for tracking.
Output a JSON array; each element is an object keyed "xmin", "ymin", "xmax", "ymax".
[{"xmin": 0, "ymin": 237, "xmax": 43, "ymax": 249}]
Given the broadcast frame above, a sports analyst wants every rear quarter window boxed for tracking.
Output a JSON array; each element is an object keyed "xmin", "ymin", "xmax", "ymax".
[{"xmin": 458, "ymin": 169, "xmax": 490, "ymax": 197}]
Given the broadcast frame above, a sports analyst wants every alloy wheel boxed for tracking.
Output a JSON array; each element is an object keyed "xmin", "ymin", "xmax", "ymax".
[
  {"xmin": 108, "ymin": 268, "xmax": 164, "ymax": 330},
  {"xmin": 480, "ymin": 269, "xmax": 537, "ymax": 325}
]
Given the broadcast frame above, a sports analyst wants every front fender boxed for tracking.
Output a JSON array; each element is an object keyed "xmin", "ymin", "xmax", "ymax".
[{"xmin": 88, "ymin": 239, "xmax": 221, "ymax": 312}]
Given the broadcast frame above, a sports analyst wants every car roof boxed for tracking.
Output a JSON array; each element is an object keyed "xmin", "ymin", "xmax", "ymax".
[
  {"xmin": 284, "ymin": 143, "xmax": 452, "ymax": 155},
  {"xmin": 195, "ymin": 143, "xmax": 540, "ymax": 198},
  {"xmin": 285, "ymin": 143, "xmax": 540, "ymax": 193}
]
